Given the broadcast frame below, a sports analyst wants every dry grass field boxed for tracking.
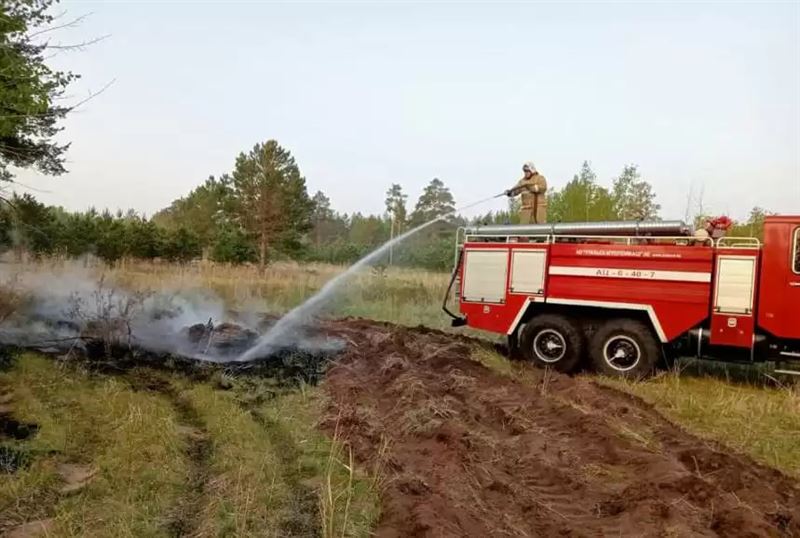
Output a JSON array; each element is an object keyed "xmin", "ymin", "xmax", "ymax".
[
  {"xmin": 109, "ymin": 258, "xmax": 453, "ymax": 330},
  {"xmin": 1, "ymin": 258, "xmax": 798, "ymax": 536}
]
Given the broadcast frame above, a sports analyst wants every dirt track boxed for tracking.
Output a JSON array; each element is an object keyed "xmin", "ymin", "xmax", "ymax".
[{"xmin": 323, "ymin": 320, "xmax": 800, "ymax": 537}]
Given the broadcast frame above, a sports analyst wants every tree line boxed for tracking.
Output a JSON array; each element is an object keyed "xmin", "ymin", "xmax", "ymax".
[
  {"xmin": 148, "ymin": 142, "xmax": 463, "ymax": 269},
  {"xmin": 0, "ymin": 196, "xmax": 203, "ymax": 263},
  {"xmin": 151, "ymin": 144, "xmax": 672, "ymax": 270},
  {"xmin": 0, "ymin": 139, "xmax": 773, "ymax": 270}
]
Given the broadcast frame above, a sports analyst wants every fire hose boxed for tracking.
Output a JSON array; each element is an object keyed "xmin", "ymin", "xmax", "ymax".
[{"xmin": 442, "ymin": 244, "xmax": 466, "ymax": 327}]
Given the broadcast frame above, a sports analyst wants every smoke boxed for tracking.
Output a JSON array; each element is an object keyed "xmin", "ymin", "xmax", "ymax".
[
  {"xmin": 237, "ymin": 217, "xmax": 446, "ymax": 360},
  {"xmin": 237, "ymin": 193, "xmax": 504, "ymax": 361},
  {"xmin": 0, "ymin": 260, "xmax": 342, "ymax": 363}
]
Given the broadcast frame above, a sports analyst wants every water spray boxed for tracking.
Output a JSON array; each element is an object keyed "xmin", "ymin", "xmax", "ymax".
[{"xmin": 237, "ymin": 192, "xmax": 507, "ymax": 361}]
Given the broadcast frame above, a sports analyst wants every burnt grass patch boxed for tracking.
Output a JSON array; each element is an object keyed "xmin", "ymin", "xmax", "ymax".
[
  {"xmin": 2, "ymin": 307, "xmax": 343, "ymax": 388},
  {"xmin": 0, "ymin": 414, "xmax": 39, "ymax": 441},
  {"xmin": 3, "ymin": 318, "xmax": 342, "ymax": 389},
  {"xmin": 81, "ymin": 344, "xmax": 339, "ymax": 388},
  {"xmin": 0, "ymin": 396, "xmax": 40, "ymax": 475}
]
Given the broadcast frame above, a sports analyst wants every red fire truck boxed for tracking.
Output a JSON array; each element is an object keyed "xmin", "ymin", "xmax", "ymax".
[{"xmin": 443, "ymin": 216, "xmax": 800, "ymax": 378}]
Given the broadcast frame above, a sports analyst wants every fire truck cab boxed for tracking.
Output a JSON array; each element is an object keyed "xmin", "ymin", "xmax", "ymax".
[{"xmin": 444, "ymin": 216, "xmax": 800, "ymax": 378}]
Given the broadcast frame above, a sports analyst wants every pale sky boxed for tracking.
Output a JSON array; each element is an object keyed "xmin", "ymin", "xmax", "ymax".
[{"xmin": 13, "ymin": 1, "xmax": 800, "ymax": 221}]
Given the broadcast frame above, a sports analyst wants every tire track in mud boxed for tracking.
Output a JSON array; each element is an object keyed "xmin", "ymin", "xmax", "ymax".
[
  {"xmin": 166, "ymin": 398, "xmax": 212, "ymax": 538},
  {"xmin": 123, "ymin": 371, "xmax": 212, "ymax": 538},
  {"xmin": 236, "ymin": 401, "xmax": 321, "ymax": 537},
  {"xmin": 576, "ymin": 380, "xmax": 800, "ymax": 535},
  {"xmin": 321, "ymin": 320, "xmax": 800, "ymax": 537}
]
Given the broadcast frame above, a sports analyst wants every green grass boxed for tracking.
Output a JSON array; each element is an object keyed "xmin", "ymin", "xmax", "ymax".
[
  {"xmin": 178, "ymin": 382, "xmax": 288, "ymax": 536},
  {"xmin": 175, "ymin": 377, "xmax": 381, "ymax": 537},
  {"xmin": 255, "ymin": 386, "xmax": 382, "ymax": 538},
  {"xmin": 0, "ymin": 354, "xmax": 187, "ymax": 536},
  {"xmin": 471, "ymin": 346, "xmax": 519, "ymax": 378},
  {"xmin": 0, "ymin": 355, "xmax": 381, "ymax": 537}
]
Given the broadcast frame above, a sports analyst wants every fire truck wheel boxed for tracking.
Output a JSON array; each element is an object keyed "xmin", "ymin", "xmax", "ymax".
[
  {"xmin": 519, "ymin": 315, "xmax": 584, "ymax": 373},
  {"xmin": 590, "ymin": 319, "xmax": 659, "ymax": 379}
]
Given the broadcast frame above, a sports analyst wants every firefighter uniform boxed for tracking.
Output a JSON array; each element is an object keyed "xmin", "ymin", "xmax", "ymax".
[{"xmin": 509, "ymin": 165, "xmax": 548, "ymax": 224}]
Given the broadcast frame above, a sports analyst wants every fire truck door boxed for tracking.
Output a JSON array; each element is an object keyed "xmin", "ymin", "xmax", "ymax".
[
  {"xmin": 710, "ymin": 254, "xmax": 757, "ymax": 349},
  {"xmin": 757, "ymin": 221, "xmax": 800, "ymax": 340},
  {"xmin": 461, "ymin": 249, "xmax": 508, "ymax": 304},
  {"xmin": 786, "ymin": 228, "xmax": 800, "ymax": 330}
]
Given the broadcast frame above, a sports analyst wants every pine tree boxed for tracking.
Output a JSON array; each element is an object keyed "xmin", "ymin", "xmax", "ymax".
[
  {"xmin": 348, "ymin": 213, "xmax": 389, "ymax": 247},
  {"xmin": 1, "ymin": 0, "xmax": 79, "ymax": 183},
  {"xmin": 548, "ymin": 161, "xmax": 615, "ymax": 222},
  {"xmin": 163, "ymin": 227, "xmax": 202, "ymax": 262},
  {"xmin": 94, "ymin": 212, "xmax": 128, "ymax": 264},
  {"xmin": 152, "ymin": 175, "xmax": 233, "ymax": 245},
  {"xmin": 9, "ymin": 193, "xmax": 57, "ymax": 255},
  {"xmin": 229, "ymin": 140, "xmax": 313, "ymax": 267},
  {"xmin": 127, "ymin": 218, "xmax": 163, "ymax": 259},
  {"xmin": 310, "ymin": 191, "xmax": 334, "ymax": 247},
  {"xmin": 211, "ymin": 223, "xmax": 256, "ymax": 263},
  {"xmin": 410, "ymin": 178, "xmax": 456, "ymax": 226},
  {"xmin": 384, "ymin": 183, "xmax": 408, "ymax": 233},
  {"xmin": 611, "ymin": 164, "xmax": 660, "ymax": 221}
]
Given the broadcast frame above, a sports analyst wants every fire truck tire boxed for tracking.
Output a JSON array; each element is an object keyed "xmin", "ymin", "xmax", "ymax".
[
  {"xmin": 589, "ymin": 319, "xmax": 659, "ymax": 379},
  {"xmin": 519, "ymin": 315, "xmax": 584, "ymax": 373}
]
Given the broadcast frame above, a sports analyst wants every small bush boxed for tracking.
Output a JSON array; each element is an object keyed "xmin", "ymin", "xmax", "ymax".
[{"xmin": 0, "ymin": 279, "xmax": 27, "ymax": 323}]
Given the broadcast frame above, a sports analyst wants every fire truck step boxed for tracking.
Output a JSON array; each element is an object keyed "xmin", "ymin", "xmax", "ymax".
[{"xmin": 774, "ymin": 357, "xmax": 800, "ymax": 376}]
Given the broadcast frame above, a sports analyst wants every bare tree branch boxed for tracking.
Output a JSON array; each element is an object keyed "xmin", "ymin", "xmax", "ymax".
[
  {"xmin": 42, "ymin": 34, "xmax": 110, "ymax": 51},
  {"xmin": 0, "ymin": 78, "xmax": 116, "ymax": 120},
  {"xmin": 27, "ymin": 12, "xmax": 92, "ymax": 38},
  {"xmin": 5, "ymin": 178, "xmax": 52, "ymax": 194}
]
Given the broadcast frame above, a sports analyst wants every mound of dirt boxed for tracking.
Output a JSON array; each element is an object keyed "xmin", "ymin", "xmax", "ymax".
[{"xmin": 322, "ymin": 320, "xmax": 800, "ymax": 537}]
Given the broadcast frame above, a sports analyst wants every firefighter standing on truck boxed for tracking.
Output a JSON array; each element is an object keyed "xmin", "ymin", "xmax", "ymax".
[{"xmin": 506, "ymin": 162, "xmax": 547, "ymax": 224}]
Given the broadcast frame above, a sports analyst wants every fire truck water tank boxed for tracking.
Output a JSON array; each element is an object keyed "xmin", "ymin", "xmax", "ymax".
[{"xmin": 464, "ymin": 220, "xmax": 693, "ymax": 237}]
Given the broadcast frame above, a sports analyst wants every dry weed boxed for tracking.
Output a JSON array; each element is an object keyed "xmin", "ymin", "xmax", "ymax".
[
  {"xmin": 400, "ymin": 397, "xmax": 457, "ymax": 435},
  {"xmin": 0, "ymin": 277, "xmax": 27, "ymax": 323}
]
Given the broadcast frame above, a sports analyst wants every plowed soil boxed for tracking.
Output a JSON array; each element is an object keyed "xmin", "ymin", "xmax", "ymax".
[{"xmin": 322, "ymin": 319, "xmax": 800, "ymax": 537}]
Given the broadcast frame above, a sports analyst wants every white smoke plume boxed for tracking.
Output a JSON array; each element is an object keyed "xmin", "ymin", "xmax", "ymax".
[{"xmin": 0, "ymin": 259, "xmax": 341, "ymax": 363}]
